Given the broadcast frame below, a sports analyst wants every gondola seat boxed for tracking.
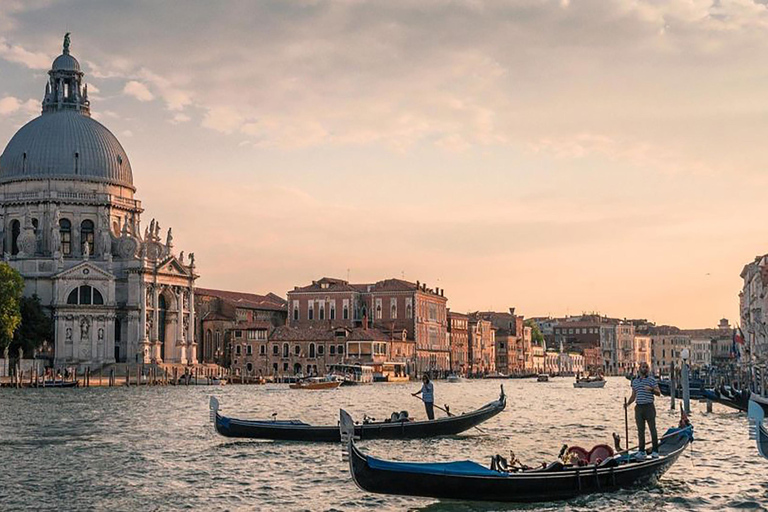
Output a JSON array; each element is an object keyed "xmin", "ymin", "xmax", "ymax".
[{"xmin": 526, "ymin": 460, "xmax": 565, "ymax": 473}]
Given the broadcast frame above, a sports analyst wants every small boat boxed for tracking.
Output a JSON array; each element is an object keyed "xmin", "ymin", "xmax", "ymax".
[
  {"xmin": 703, "ymin": 386, "xmax": 750, "ymax": 412},
  {"xmin": 446, "ymin": 374, "xmax": 463, "ymax": 383},
  {"xmin": 328, "ymin": 364, "xmax": 374, "ymax": 385},
  {"xmin": 537, "ymin": 373, "xmax": 550, "ymax": 382},
  {"xmin": 574, "ymin": 375, "xmax": 606, "ymax": 389},
  {"xmin": 41, "ymin": 379, "xmax": 79, "ymax": 388},
  {"xmin": 658, "ymin": 378, "xmax": 706, "ymax": 399},
  {"xmin": 342, "ymin": 411, "xmax": 694, "ymax": 503},
  {"xmin": 289, "ymin": 377, "xmax": 342, "ymax": 390},
  {"xmin": 748, "ymin": 393, "xmax": 768, "ymax": 459},
  {"xmin": 210, "ymin": 386, "xmax": 506, "ymax": 442},
  {"xmin": 178, "ymin": 375, "xmax": 227, "ymax": 386}
]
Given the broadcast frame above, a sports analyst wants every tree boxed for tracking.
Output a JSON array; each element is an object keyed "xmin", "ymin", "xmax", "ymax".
[
  {"xmin": 524, "ymin": 319, "xmax": 545, "ymax": 346},
  {"xmin": 0, "ymin": 263, "xmax": 24, "ymax": 352},
  {"xmin": 13, "ymin": 294, "xmax": 53, "ymax": 356}
]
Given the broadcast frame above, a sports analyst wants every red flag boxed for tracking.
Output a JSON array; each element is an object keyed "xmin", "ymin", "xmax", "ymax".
[{"xmin": 734, "ymin": 327, "xmax": 745, "ymax": 346}]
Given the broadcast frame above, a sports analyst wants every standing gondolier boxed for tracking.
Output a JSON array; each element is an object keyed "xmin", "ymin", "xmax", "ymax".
[
  {"xmin": 412, "ymin": 374, "xmax": 435, "ymax": 420},
  {"xmin": 625, "ymin": 361, "xmax": 661, "ymax": 459}
]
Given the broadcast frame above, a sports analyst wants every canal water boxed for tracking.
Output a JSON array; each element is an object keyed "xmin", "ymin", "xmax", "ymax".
[{"xmin": 0, "ymin": 377, "xmax": 765, "ymax": 511}]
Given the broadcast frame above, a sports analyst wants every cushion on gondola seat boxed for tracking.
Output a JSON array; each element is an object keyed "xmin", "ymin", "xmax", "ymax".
[{"xmin": 367, "ymin": 457, "xmax": 510, "ymax": 477}]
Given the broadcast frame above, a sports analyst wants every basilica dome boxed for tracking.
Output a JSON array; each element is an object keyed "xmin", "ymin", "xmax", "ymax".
[{"xmin": 0, "ymin": 34, "xmax": 134, "ymax": 189}]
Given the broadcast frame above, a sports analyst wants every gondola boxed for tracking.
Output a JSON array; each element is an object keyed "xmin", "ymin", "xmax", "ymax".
[
  {"xmin": 42, "ymin": 379, "xmax": 79, "ymax": 388},
  {"xmin": 209, "ymin": 386, "xmax": 505, "ymax": 442},
  {"xmin": 703, "ymin": 386, "xmax": 750, "ymax": 412},
  {"xmin": 658, "ymin": 379, "xmax": 706, "ymax": 399},
  {"xmin": 342, "ymin": 409, "xmax": 693, "ymax": 503},
  {"xmin": 748, "ymin": 393, "xmax": 768, "ymax": 459}
]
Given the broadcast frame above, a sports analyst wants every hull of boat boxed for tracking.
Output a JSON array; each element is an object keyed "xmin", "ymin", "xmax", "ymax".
[
  {"xmin": 748, "ymin": 394, "xmax": 768, "ymax": 459},
  {"xmin": 348, "ymin": 427, "xmax": 692, "ymax": 503},
  {"xmin": 703, "ymin": 388, "xmax": 749, "ymax": 412},
  {"xmin": 289, "ymin": 381, "xmax": 341, "ymax": 390},
  {"xmin": 42, "ymin": 380, "xmax": 79, "ymax": 388},
  {"xmin": 212, "ymin": 389, "xmax": 505, "ymax": 442},
  {"xmin": 573, "ymin": 380, "xmax": 606, "ymax": 388}
]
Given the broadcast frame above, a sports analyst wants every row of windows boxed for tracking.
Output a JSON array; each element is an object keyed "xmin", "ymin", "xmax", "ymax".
[
  {"xmin": 265, "ymin": 343, "xmax": 346, "ymax": 358},
  {"xmin": 556, "ymin": 327, "xmax": 599, "ymax": 335},
  {"xmin": 291, "ymin": 299, "xmax": 415, "ymax": 321},
  {"xmin": 8, "ymin": 218, "xmax": 96, "ymax": 256}
]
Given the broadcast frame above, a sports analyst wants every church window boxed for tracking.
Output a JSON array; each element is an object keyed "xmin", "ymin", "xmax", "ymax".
[
  {"xmin": 406, "ymin": 298, "xmax": 413, "ymax": 319},
  {"xmin": 375, "ymin": 299, "xmax": 382, "ymax": 320},
  {"xmin": 10, "ymin": 220, "xmax": 20, "ymax": 255},
  {"xmin": 391, "ymin": 298, "xmax": 397, "ymax": 319},
  {"xmin": 80, "ymin": 220, "xmax": 94, "ymax": 255},
  {"xmin": 67, "ymin": 285, "xmax": 104, "ymax": 305},
  {"xmin": 60, "ymin": 219, "xmax": 72, "ymax": 255}
]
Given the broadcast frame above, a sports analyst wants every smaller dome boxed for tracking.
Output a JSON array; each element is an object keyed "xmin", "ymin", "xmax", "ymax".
[{"xmin": 52, "ymin": 53, "xmax": 81, "ymax": 72}]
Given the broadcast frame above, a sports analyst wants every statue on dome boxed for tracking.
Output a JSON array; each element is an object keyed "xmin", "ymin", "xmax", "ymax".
[
  {"xmin": 166, "ymin": 227, "xmax": 173, "ymax": 248},
  {"xmin": 63, "ymin": 33, "xmax": 71, "ymax": 54},
  {"xmin": 189, "ymin": 253, "xmax": 195, "ymax": 267}
]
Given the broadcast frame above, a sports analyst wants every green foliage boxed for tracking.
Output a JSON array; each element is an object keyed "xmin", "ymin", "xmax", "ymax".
[
  {"xmin": 13, "ymin": 294, "xmax": 53, "ymax": 356},
  {"xmin": 524, "ymin": 318, "xmax": 545, "ymax": 346},
  {"xmin": 0, "ymin": 263, "xmax": 24, "ymax": 351}
]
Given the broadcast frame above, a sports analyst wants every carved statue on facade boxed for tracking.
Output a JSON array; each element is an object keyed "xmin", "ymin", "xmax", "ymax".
[
  {"xmin": 148, "ymin": 219, "xmax": 155, "ymax": 240},
  {"xmin": 63, "ymin": 32, "xmax": 71, "ymax": 53},
  {"xmin": 179, "ymin": 251, "xmax": 184, "ymax": 264},
  {"xmin": 154, "ymin": 220, "xmax": 161, "ymax": 240},
  {"xmin": 188, "ymin": 252, "xmax": 195, "ymax": 267},
  {"xmin": 98, "ymin": 328, "xmax": 104, "ymax": 341},
  {"xmin": 82, "ymin": 240, "xmax": 90, "ymax": 260},
  {"xmin": 65, "ymin": 327, "xmax": 72, "ymax": 342},
  {"xmin": 80, "ymin": 317, "xmax": 90, "ymax": 340},
  {"xmin": 99, "ymin": 212, "xmax": 112, "ymax": 260},
  {"xmin": 165, "ymin": 227, "xmax": 173, "ymax": 249},
  {"xmin": 50, "ymin": 207, "xmax": 61, "ymax": 255}
]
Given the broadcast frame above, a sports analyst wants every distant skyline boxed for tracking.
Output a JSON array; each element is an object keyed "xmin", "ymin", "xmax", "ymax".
[{"xmin": 2, "ymin": 1, "xmax": 768, "ymax": 328}]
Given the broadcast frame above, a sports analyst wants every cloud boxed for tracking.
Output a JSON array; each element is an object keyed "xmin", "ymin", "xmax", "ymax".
[
  {"xmin": 0, "ymin": 37, "xmax": 50, "ymax": 69},
  {"xmin": 0, "ymin": 96, "xmax": 38, "ymax": 116},
  {"xmin": 123, "ymin": 81, "xmax": 154, "ymax": 102},
  {"xmin": 170, "ymin": 112, "xmax": 191, "ymax": 124}
]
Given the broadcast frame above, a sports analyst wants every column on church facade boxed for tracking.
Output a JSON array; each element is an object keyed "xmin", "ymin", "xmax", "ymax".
[
  {"xmin": 177, "ymin": 286, "xmax": 186, "ymax": 364},
  {"xmin": 187, "ymin": 287, "xmax": 197, "ymax": 364},
  {"xmin": 153, "ymin": 284, "xmax": 161, "ymax": 362},
  {"xmin": 139, "ymin": 281, "xmax": 150, "ymax": 363}
]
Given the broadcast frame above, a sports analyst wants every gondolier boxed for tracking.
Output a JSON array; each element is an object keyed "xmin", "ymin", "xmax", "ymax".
[
  {"xmin": 412, "ymin": 374, "xmax": 435, "ymax": 420},
  {"xmin": 625, "ymin": 361, "xmax": 661, "ymax": 458}
]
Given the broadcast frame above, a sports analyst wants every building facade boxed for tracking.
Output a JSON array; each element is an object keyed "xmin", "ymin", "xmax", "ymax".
[
  {"xmin": 287, "ymin": 277, "xmax": 448, "ymax": 374},
  {"xmin": 0, "ymin": 36, "xmax": 198, "ymax": 368},
  {"xmin": 447, "ymin": 310, "xmax": 469, "ymax": 375},
  {"xmin": 467, "ymin": 314, "xmax": 495, "ymax": 375}
]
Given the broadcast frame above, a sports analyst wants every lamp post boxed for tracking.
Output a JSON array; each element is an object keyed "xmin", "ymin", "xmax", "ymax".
[{"xmin": 681, "ymin": 348, "xmax": 691, "ymax": 414}]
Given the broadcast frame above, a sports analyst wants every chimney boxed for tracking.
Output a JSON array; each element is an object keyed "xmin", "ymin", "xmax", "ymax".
[
  {"xmin": 440, "ymin": 288, "xmax": 444, "ymax": 297},
  {"xmin": 509, "ymin": 307, "xmax": 515, "ymax": 316},
  {"xmin": 416, "ymin": 280, "xmax": 420, "ymax": 289}
]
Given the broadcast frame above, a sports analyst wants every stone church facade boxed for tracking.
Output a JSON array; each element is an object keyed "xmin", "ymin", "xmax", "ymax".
[{"xmin": 0, "ymin": 35, "xmax": 198, "ymax": 368}]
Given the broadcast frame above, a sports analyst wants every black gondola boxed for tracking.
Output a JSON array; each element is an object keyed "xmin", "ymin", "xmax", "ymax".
[
  {"xmin": 748, "ymin": 393, "xmax": 768, "ymax": 459},
  {"xmin": 703, "ymin": 386, "xmax": 750, "ymax": 412},
  {"xmin": 209, "ymin": 386, "xmax": 505, "ymax": 442},
  {"xmin": 342, "ymin": 409, "xmax": 693, "ymax": 503}
]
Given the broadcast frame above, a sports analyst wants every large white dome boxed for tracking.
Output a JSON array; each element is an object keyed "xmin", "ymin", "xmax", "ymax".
[{"xmin": 0, "ymin": 110, "xmax": 134, "ymax": 189}]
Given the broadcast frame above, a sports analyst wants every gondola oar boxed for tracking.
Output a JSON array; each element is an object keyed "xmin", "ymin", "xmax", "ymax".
[
  {"xmin": 624, "ymin": 397, "xmax": 629, "ymax": 450},
  {"xmin": 411, "ymin": 394, "xmax": 487, "ymax": 433}
]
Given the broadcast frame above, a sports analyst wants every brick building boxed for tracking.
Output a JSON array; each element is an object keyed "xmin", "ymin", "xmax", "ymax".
[
  {"xmin": 195, "ymin": 288, "xmax": 287, "ymax": 368},
  {"xmin": 477, "ymin": 309, "xmax": 534, "ymax": 374},
  {"xmin": 287, "ymin": 277, "xmax": 448, "ymax": 375}
]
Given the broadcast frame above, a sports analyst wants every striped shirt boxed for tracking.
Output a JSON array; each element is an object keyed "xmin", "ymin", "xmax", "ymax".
[{"xmin": 632, "ymin": 376, "xmax": 657, "ymax": 405}]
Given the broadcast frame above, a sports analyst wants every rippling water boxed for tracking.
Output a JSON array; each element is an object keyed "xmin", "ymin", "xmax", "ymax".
[{"xmin": 0, "ymin": 377, "xmax": 766, "ymax": 511}]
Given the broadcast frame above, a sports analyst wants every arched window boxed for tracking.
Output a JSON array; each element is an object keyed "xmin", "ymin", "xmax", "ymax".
[
  {"xmin": 309, "ymin": 343, "xmax": 316, "ymax": 358},
  {"xmin": 246, "ymin": 362, "xmax": 253, "ymax": 374},
  {"xmin": 59, "ymin": 219, "xmax": 72, "ymax": 255},
  {"xmin": 391, "ymin": 304, "xmax": 397, "ymax": 318},
  {"xmin": 10, "ymin": 220, "xmax": 20, "ymax": 255},
  {"xmin": 282, "ymin": 343, "xmax": 289, "ymax": 358},
  {"xmin": 66, "ymin": 285, "xmax": 104, "ymax": 305},
  {"xmin": 80, "ymin": 219, "xmax": 94, "ymax": 255},
  {"xmin": 294, "ymin": 345, "xmax": 301, "ymax": 356}
]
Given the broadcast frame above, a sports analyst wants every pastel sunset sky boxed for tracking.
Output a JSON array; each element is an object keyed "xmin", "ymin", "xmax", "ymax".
[{"xmin": 1, "ymin": 0, "xmax": 767, "ymax": 327}]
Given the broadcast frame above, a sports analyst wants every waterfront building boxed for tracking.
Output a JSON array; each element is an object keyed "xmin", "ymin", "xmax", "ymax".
[
  {"xmin": 194, "ymin": 288, "xmax": 287, "ymax": 369},
  {"xmin": 528, "ymin": 316, "xmax": 557, "ymax": 348},
  {"xmin": 287, "ymin": 277, "xmax": 448, "ymax": 374},
  {"xmin": 0, "ymin": 36, "xmax": 198, "ymax": 368},
  {"xmin": 467, "ymin": 313, "xmax": 495, "ymax": 375},
  {"xmin": 633, "ymin": 336, "xmax": 652, "ymax": 371},
  {"xmin": 253, "ymin": 325, "xmax": 389, "ymax": 377},
  {"xmin": 740, "ymin": 257, "xmax": 768, "ymax": 362},
  {"xmin": 650, "ymin": 331, "xmax": 692, "ymax": 374},
  {"xmin": 447, "ymin": 310, "xmax": 469, "ymax": 375},
  {"xmin": 477, "ymin": 309, "xmax": 534, "ymax": 374},
  {"xmin": 531, "ymin": 344, "xmax": 545, "ymax": 372}
]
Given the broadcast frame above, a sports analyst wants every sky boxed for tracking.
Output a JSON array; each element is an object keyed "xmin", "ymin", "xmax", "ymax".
[{"xmin": 1, "ymin": 0, "xmax": 767, "ymax": 328}]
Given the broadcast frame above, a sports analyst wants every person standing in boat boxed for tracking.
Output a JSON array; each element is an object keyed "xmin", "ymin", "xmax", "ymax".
[
  {"xmin": 625, "ymin": 361, "xmax": 661, "ymax": 458},
  {"xmin": 412, "ymin": 374, "xmax": 435, "ymax": 420}
]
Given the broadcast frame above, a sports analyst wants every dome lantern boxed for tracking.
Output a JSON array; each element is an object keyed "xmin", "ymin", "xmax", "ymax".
[{"xmin": 43, "ymin": 33, "xmax": 90, "ymax": 116}]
